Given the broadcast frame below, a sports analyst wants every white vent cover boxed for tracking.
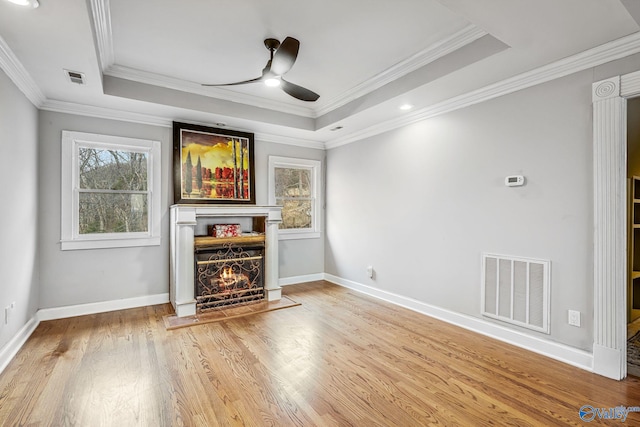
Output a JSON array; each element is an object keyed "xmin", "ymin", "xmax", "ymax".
[
  {"xmin": 64, "ymin": 70, "xmax": 85, "ymax": 85},
  {"xmin": 481, "ymin": 253, "xmax": 550, "ymax": 334}
]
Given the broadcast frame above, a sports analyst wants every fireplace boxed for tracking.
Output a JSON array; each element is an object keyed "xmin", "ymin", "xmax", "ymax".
[
  {"xmin": 194, "ymin": 236, "xmax": 265, "ymax": 311},
  {"xmin": 169, "ymin": 205, "xmax": 282, "ymax": 317}
]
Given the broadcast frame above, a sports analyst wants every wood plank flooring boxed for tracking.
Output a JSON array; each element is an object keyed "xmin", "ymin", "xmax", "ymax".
[{"xmin": 1, "ymin": 281, "xmax": 640, "ymax": 426}]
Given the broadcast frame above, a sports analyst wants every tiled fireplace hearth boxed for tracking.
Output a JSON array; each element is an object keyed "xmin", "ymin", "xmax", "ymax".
[{"xmin": 170, "ymin": 204, "xmax": 282, "ymax": 317}]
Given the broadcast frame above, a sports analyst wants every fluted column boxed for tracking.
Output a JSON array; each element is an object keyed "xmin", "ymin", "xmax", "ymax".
[
  {"xmin": 592, "ymin": 76, "xmax": 626, "ymax": 380},
  {"xmin": 265, "ymin": 207, "xmax": 283, "ymax": 301},
  {"xmin": 170, "ymin": 206, "xmax": 197, "ymax": 317}
]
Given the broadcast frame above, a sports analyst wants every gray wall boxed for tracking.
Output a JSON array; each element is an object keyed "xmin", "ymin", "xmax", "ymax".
[
  {"xmin": 38, "ymin": 112, "xmax": 325, "ymax": 309},
  {"xmin": 254, "ymin": 141, "xmax": 325, "ymax": 279},
  {"xmin": 326, "ymin": 69, "xmax": 595, "ymax": 351},
  {"xmin": 0, "ymin": 70, "xmax": 39, "ymax": 349},
  {"xmin": 38, "ymin": 112, "xmax": 172, "ymax": 308}
]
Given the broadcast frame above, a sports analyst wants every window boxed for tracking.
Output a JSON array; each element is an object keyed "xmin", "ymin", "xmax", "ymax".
[
  {"xmin": 268, "ymin": 156, "xmax": 322, "ymax": 239},
  {"xmin": 61, "ymin": 131, "xmax": 161, "ymax": 250}
]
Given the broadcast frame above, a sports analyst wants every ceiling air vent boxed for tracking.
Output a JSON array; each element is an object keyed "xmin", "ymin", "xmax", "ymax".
[{"xmin": 65, "ymin": 70, "xmax": 85, "ymax": 85}]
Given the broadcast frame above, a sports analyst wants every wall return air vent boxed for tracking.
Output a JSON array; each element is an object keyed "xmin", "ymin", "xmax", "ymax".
[{"xmin": 481, "ymin": 253, "xmax": 551, "ymax": 334}]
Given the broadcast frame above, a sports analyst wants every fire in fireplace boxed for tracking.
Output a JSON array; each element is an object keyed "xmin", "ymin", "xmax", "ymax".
[{"xmin": 194, "ymin": 238, "xmax": 265, "ymax": 311}]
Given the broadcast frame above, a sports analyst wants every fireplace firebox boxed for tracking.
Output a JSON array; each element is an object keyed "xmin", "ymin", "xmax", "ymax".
[{"xmin": 194, "ymin": 236, "xmax": 265, "ymax": 311}]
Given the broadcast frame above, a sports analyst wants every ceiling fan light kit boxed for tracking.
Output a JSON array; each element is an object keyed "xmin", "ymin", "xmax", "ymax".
[
  {"xmin": 203, "ymin": 36, "xmax": 319, "ymax": 102},
  {"xmin": 6, "ymin": 0, "xmax": 39, "ymax": 7}
]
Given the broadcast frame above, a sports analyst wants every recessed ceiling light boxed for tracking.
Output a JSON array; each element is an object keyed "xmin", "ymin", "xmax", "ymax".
[
  {"xmin": 399, "ymin": 104, "xmax": 413, "ymax": 111},
  {"xmin": 6, "ymin": 0, "xmax": 39, "ymax": 8}
]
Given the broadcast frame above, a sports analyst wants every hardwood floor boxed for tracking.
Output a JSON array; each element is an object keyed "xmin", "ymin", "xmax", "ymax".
[{"xmin": 1, "ymin": 281, "xmax": 640, "ymax": 426}]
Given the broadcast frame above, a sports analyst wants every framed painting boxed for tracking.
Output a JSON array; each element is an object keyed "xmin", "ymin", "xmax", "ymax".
[{"xmin": 173, "ymin": 122, "xmax": 255, "ymax": 204}]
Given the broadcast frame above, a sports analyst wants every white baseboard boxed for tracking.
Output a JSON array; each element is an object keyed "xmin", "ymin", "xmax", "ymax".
[
  {"xmin": 279, "ymin": 273, "xmax": 325, "ymax": 286},
  {"xmin": 0, "ymin": 293, "xmax": 170, "ymax": 375},
  {"xmin": 324, "ymin": 273, "xmax": 594, "ymax": 373},
  {"xmin": 1, "ymin": 277, "xmax": 596, "ymax": 377},
  {"xmin": 37, "ymin": 293, "xmax": 170, "ymax": 321},
  {"xmin": 0, "ymin": 316, "xmax": 39, "ymax": 375}
]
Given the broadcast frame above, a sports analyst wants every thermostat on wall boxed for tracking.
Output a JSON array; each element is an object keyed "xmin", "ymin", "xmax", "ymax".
[{"xmin": 505, "ymin": 175, "xmax": 525, "ymax": 187}]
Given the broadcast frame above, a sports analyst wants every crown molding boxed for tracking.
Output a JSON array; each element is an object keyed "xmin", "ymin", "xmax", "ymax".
[
  {"xmin": 0, "ymin": 34, "xmax": 45, "ymax": 107},
  {"xmin": 89, "ymin": 0, "xmax": 315, "ymax": 118},
  {"xmin": 40, "ymin": 99, "xmax": 172, "ymax": 126},
  {"xmin": 88, "ymin": 0, "xmax": 486, "ymax": 120},
  {"xmin": 254, "ymin": 133, "xmax": 325, "ymax": 150},
  {"xmin": 40, "ymin": 99, "xmax": 326, "ymax": 149},
  {"xmin": 326, "ymin": 30, "xmax": 640, "ymax": 149},
  {"xmin": 89, "ymin": 0, "xmax": 114, "ymax": 70},
  {"xmin": 315, "ymin": 25, "xmax": 487, "ymax": 117},
  {"xmin": 102, "ymin": 25, "xmax": 486, "ymax": 120}
]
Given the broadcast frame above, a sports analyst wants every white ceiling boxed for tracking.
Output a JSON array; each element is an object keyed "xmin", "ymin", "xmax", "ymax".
[{"xmin": 1, "ymin": 0, "xmax": 639, "ymax": 148}]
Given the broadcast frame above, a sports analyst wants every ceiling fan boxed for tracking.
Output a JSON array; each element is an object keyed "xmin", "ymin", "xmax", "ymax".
[{"xmin": 202, "ymin": 37, "xmax": 320, "ymax": 102}]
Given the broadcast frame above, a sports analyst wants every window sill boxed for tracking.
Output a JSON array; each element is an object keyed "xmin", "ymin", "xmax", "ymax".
[
  {"xmin": 278, "ymin": 231, "xmax": 321, "ymax": 241},
  {"xmin": 61, "ymin": 236, "xmax": 161, "ymax": 251}
]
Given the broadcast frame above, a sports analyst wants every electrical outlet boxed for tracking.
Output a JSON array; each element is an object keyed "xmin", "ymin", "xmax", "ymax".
[
  {"xmin": 4, "ymin": 306, "xmax": 10, "ymax": 325},
  {"xmin": 366, "ymin": 265, "xmax": 374, "ymax": 279},
  {"xmin": 568, "ymin": 310, "xmax": 581, "ymax": 327}
]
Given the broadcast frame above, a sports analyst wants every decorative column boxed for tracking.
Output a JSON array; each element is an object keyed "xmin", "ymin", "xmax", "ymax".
[
  {"xmin": 592, "ymin": 76, "xmax": 626, "ymax": 380},
  {"xmin": 265, "ymin": 208, "xmax": 283, "ymax": 301},
  {"xmin": 170, "ymin": 206, "xmax": 197, "ymax": 317}
]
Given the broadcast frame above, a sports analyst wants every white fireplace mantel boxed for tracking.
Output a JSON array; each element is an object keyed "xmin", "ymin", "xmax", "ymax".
[{"xmin": 169, "ymin": 204, "xmax": 282, "ymax": 317}]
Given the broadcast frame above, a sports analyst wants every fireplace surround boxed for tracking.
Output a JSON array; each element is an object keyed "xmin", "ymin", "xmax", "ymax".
[{"xmin": 170, "ymin": 204, "xmax": 282, "ymax": 317}]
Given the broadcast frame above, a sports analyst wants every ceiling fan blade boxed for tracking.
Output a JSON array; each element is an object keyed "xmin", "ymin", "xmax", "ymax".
[
  {"xmin": 271, "ymin": 37, "xmax": 299, "ymax": 76},
  {"xmin": 203, "ymin": 60, "xmax": 272, "ymax": 87},
  {"xmin": 202, "ymin": 76, "xmax": 264, "ymax": 87},
  {"xmin": 281, "ymin": 78, "xmax": 320, "ymax": 102}
]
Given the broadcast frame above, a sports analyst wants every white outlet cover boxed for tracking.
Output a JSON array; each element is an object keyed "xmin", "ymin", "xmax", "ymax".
[{"xmin": 568, "ymin": 310, "xmax": 581, "ymax": 327}]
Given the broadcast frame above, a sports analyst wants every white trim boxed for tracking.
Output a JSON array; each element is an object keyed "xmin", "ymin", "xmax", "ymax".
[
  {"xmin": 0, "ymin": 316, "xmax": 39, "ymax": 375},
  {"xmin": 279, "ymin": 273, "xmax": 325, "ymax": 286},
  {"xmin": 60, "ymin": 131, "xmax": 162, "ymax": 251},
  {"xmin": 324, "ymin": 273, "xmax": 594, "ymax": 372},
  {"xmin": 88, "ymin": 0, "xmax": 114, "ymax": 71},
  {"xmin": 591, "ymin": 73, "xmax": 631, "ymax": 380},
  {"xmin": 0, "ymin": 275, "xmax": 596, "ymax": 377},
  {"xmin": 255, "ymin": 133, "xmax": 325, "ymax": 151},
  {"xmin": 88, "ymin": 0, "xmax": 486, "ymax": 121},
  {"xmin": 37, "ymin": 293, "xmax": 169, "ymax": 321},
  {"xmin": 315, "ymin": 25, "xmax": 487, "ymax": 117},
  {"xmin": 268, "ymin": 156, "xmax": 323, "ymax": 239},
  {"xmin": 41, "ymin": 100, "xmax": 172, "ymax": 127},
  {"xmin": 40, "ymin": 100, "xmax": 327, "ymax": 150},
  {"xmin": 0, "ymin": 293, "xmax": 169, "ymax": 375},
  {"xmin": 326, "ymin": 31, "xmax": 640, "ymax": 150},
  {"xmin": 0, "ymin": 34, "xmax": 45, "ymax": 107}
]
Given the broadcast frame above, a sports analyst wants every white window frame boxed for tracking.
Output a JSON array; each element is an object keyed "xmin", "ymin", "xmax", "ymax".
[
  {"xmin": 268, "ymin": 156, "xmax": 322, "ymax": 240},
  {"xmin": 61, "ymin": 130, "xmax": 161, "ymax": 250}
]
